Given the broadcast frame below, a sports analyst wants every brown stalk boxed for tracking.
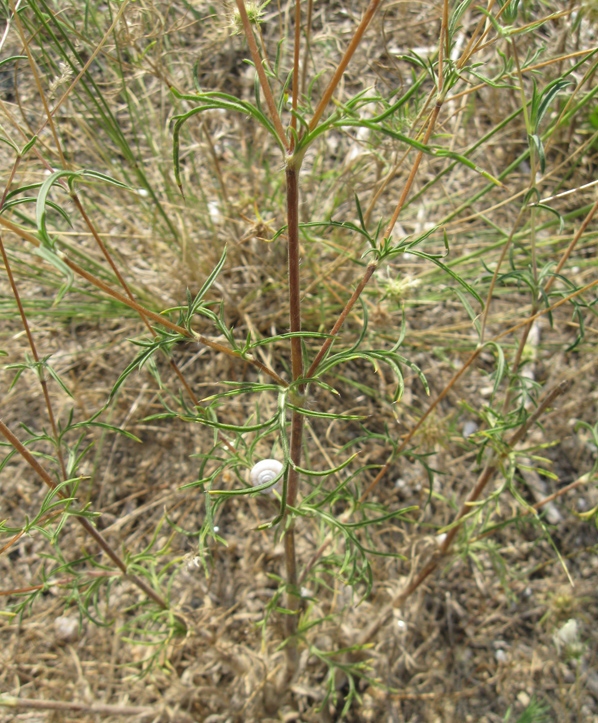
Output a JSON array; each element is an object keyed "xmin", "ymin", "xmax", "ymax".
[
  {"xmin": 235, "ymin": 0, "xmax": 289, "ymax": 151},
  {"xmin": 309, "ymin": 0, "xmax": 383, "ymax": 131},
  {"xmin": 0, "ymin": 215, "xmax": 286, "ymax": 386},
  {"xmin": 0, "ymin": 418, "xmax": 168, "ymax": 609},
  {"xmin": 282, "ymin": 161, "xmax": 304, "ymax": 663},
  {"xmin": 0, "ymin": 697, "xmax": 155, "ymax": 718},
  {"xmin": 69, "ymin": 194, "xmax": 205, "ymax": 409},
  {"xmin": 290, "ymin": 0, "xmax": 301, "ymax": 148},
  {"xmin": 359, "ymin": 381, "xmax": 568, "ymax": 644},
  {"xmin": 7, "ymin": 0, "xmax": 67, "ymax": 170},
  {"xmin": 300, "ymin": 0, "xmax": 314, "ymax": 98}
]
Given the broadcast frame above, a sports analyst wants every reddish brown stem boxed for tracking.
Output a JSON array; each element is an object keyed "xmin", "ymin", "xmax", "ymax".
[
  {"xmin": 283, "ymin": 164, "xmax": 304, "ymax": 663},
  {"xmin": 235, "ymin": 0, "xmax": 289, "ymax": 151},
  {"xmin": 290, "ymin": 0, "xmax": 301, "ymax": 148},
  {"xmin": 306, "ymin": 263, "xmax": 376, "ymax": 379},
  {"xmin": 309, "ymin": 0, "xmax": 383, "ymax": 131},
  {"xmin": 286, "ymin": 167, "xmax": 303, "ymax": 384}
]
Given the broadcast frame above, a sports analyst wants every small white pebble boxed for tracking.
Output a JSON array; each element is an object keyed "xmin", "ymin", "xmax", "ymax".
[
  {"xmin": 208, "ymin": 200, "xmax": 222, "ymax": 225},
  {"xmin": 54, "ymin": 615, "xmax": 79, "ymax": 644},
  {"xmin": 517, "ymin": 691, "xmax": 530, "ymax": 707},
  {"xmin": 495, "ymin": 649, "xmax": 508, "ymax": 664}
]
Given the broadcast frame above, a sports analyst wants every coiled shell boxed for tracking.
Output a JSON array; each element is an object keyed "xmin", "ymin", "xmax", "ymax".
[{"xmin": 250, "ymin": 459, "xmax": 283, "ymax": 494}]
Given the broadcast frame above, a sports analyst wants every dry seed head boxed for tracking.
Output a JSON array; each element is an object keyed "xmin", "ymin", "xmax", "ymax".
[{"xmin": 229, "ymin": 1, "xmax": 268, "ymax": 35}]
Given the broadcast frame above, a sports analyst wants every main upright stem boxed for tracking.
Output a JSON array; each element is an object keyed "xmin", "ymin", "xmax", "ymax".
[{"xmin": 284, "ymin": 164, "xmax": 304, "ymax": 668}]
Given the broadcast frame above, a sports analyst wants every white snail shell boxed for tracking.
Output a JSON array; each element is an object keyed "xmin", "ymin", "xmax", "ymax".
[{"xmin": 250, "ymin": 459, "xmax": 283, "ymax": 494}]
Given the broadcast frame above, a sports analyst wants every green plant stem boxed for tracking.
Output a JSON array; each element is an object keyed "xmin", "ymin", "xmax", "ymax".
[{"xmin": 0, "ymin": 418, "xmax": 168, "ymax": 610}]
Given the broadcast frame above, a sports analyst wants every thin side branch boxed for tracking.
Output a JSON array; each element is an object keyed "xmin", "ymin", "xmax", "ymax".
[
  {"xmin": 309, "ymin": 0, "xmax": 383, "ymax": 131},
  {"xmin": 0, "ymin": 215, "xmax": 287, "ymax": 387},
  {"xmin": 235, "ymin": 0, "xmax": 289, "ymax": 151},
  {"xmin": 359, "ymin": 381, "xmax": 569, "ymax": 644},
  {"xmin": 0, "ymin": 418, "xmax": 168, "ymax": 609}
]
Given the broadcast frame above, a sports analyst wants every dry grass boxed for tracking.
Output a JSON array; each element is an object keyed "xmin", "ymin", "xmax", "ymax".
[{"xmin": 1, "ymin": 1, "xmax": 598, "ymax": 721}]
